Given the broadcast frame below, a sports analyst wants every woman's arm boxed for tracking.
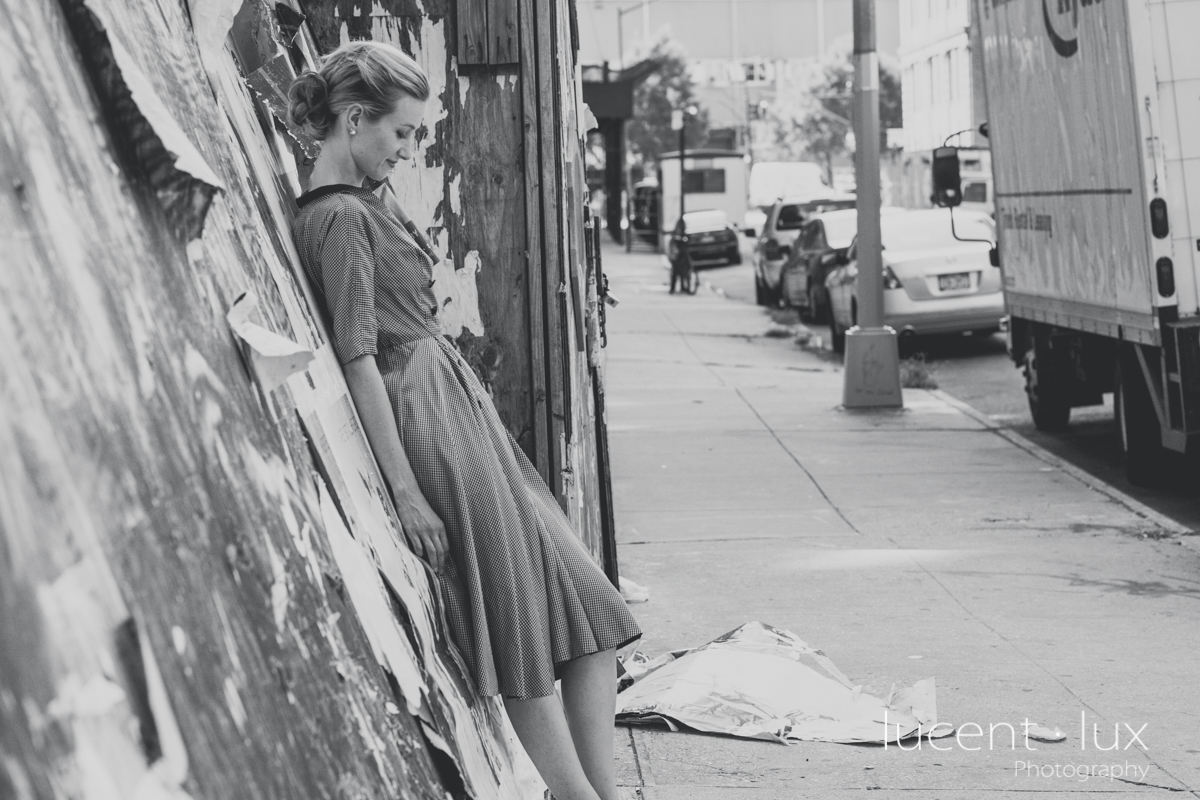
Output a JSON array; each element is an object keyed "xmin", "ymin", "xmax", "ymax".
[{"xmin": 343, "ymin": 353, "xmax": 448, "ymax": 571}]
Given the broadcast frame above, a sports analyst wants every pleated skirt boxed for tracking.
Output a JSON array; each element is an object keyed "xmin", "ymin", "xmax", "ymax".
[{"xmin": 379, "ymin": 336, "xmax": 641, "ymax": 699}]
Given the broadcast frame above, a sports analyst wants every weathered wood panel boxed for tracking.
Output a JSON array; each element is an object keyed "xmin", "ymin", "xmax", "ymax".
[
  {"xmin": 0, "ymin": 0, "xmax": 544, "ymax": 797},
  {"xmin": 487, "ymin": 0, "xmax": 519, "ymax": 64},
  {"xmin": 455, "ymin": 0, "xmax": 488, "ymax": 63}
]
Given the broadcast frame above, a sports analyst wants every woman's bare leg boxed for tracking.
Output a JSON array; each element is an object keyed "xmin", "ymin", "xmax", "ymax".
[
  {"xmin": 560, "ymin": 649, "xmax": 619, "ymax": 800},
  {"xmin": 504, "ymin": 694, "xmax": 600, "ymax": 800}
]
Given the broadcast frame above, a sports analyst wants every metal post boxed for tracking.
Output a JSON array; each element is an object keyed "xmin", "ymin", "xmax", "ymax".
[
  {"xmin": 617, "ymin": 4, "xmax": 628, "ymax": 69},
  {"xmin": 678, "ymin": 123, "xmax": 686, "ymax": 233},
  {"xmin": 817, "ymin": 0, "xmax": 826, "ymax": 61},
  {"xmin": 842, "ymin": 0, "xmax": 902, "ymax": 408}
]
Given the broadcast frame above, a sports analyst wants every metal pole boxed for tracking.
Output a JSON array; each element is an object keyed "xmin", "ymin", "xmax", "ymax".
[
  {"xmin": 617, "ymin": 13, "xmax": 624, "ymax": 69},
  {"xmin": 679, "ymin": 122, "xmax": 686, "ymax": 228},
  {"xmin": 854, "ymin": 0, "xmax": 881, "ymax": 330},
  {"xmin": 817, "ymin": 0, "xmax": 826, "ymax": 62},
  {"xmin": 842, "ymin": 0, "xmax": 902, "ymax": 408}
]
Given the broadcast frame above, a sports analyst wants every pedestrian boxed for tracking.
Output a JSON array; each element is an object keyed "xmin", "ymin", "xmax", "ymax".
[
  {"xmin": 288, "ymin": 42, "xmax": 640, "ymax": 800},
  {"xmin": 668, "ymin": 219, "xmax": 695, "ymax": 294}
]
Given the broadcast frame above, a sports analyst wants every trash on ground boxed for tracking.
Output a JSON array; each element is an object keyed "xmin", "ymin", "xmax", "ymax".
[
  {"xmin": 1025, "ymin": 722, "xmax": 1067, "ymax": 742},
  {"xmin": 616, "ymin": 621, "xmax": 947, "ymax": 745},
  {"xmin": 619, "ymin": 576, "xmax": 650, "ymax": 604}
]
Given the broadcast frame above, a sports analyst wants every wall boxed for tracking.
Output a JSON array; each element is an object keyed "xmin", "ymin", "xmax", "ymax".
[{"xmin": 0, "ymin": 0, "xmax": 609, "ymax": 796}]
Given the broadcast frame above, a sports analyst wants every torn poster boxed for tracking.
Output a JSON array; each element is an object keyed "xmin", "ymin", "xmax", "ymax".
[
  {"xmin": 227, "ymin": 291, "xmax": 314, "ymax": 392},
  {"xmin": 616, "ymin": 621, "xmax": 948, "ymax": 745},
  {"xmin": 65, "ymin": 0, "xmax": 225, "ymax": 240},
  {"xmin": 188, "ymin": 0, "xmax": 243, "ymax": 73},
  {"xmin": 246, "ymin": 53, "xmax": 320, "ymax": 160}
]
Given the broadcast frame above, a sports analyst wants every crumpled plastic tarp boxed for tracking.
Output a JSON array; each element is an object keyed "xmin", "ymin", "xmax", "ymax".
[{"xmin": 616, "ymin": 621, "xmax": 949, "ymax": 745}]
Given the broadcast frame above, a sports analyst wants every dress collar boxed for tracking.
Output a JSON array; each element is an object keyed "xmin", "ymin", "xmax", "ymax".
[{"xmin": 296, "ymin": 183, "xmax": 377, "ymax": 208}]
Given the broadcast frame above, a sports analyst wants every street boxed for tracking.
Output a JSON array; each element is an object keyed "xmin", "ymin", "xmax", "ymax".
[{"xmin": 691, "ymin": 236, "xmax": 1200, "ymax": 532}]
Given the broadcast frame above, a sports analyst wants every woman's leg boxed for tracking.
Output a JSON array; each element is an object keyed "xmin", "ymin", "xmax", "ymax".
[
  {"xmin": 559, "ymin": 649, "xmax": 619, "ymax": 800},
  {"xmin": 504, "ymin": 694, "xmax": 600, "ymax": 800}
]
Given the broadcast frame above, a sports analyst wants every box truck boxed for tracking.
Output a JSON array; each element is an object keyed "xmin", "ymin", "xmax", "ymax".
[{"xmin": 956, "ymin": 0, "xmax": 1200, "ymax": 484}]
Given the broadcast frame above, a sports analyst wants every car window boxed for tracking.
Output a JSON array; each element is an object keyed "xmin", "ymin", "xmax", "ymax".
[
  {"xmin": 812, "ymin": 223, "xmax": 828, "ymax": 250},
  {"xmin": 963, "ymin": 182, "xmax": 988, "ymax": 203},
  {"xmin": 776, "ymin": 204, "xmax": 806, "ymax": 230},
  {"xmin": 821, "ymin": 214, "xmax": 859, "ymax": 245}
]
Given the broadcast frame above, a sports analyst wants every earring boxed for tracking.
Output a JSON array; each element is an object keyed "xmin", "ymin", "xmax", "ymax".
[{"xmin": 350, "ymin": 129, "xmax": 357, "ymax": 136}]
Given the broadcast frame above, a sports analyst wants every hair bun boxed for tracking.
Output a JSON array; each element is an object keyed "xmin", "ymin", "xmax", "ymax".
[{"xmin": 287, "ymin": 71, "xmax": 333, "ymax": 138}]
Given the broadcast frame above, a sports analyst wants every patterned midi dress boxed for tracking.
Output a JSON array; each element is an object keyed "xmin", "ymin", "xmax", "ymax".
[{"xmin": 293, "ymin": 184, "xmax": 641, "ymax": 699}]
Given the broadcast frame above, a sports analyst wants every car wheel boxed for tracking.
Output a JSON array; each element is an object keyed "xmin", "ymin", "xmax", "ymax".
[
  {"xmin": 764, "ymin": 279, "xmax": 781, "ymax": 308},
  {"xmin": 808, "ymin": 285, "xmax": 828, "ymax": 324},
  {"xmin": 831, "ymin": 317, "xmax": 846, "ymax": 354}
]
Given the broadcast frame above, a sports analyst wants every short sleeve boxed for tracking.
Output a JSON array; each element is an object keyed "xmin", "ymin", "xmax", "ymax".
[{"xmin": 320, "ymin": 204, "xmax": 378, "ymax": 364}]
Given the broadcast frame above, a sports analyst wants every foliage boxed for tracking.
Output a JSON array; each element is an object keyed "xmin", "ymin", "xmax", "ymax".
[
  {"xmin": 627, "ymin": 38, "xmax": 709, "ymax": 166},
  {"xmin": 762, "ymin": 42, "xmax": 902, "ymax": 184},
  {"xmin": 899, "ymin": 355, "xmax": 939, "ymax": 389}
]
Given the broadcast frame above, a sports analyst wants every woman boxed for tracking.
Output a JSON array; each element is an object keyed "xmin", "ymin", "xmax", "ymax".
[{"xmin": 288, "ymin": 42, "xmax": 640, "ymax": 800}]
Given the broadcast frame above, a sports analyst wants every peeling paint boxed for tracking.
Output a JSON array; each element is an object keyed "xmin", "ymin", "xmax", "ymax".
[
  {"xmin": 222, "ymin": 677, "xmax": 247, "ymax": 734},
  {"xmin": 265, "ymin": 535, "xmax": 289, "ymax": 630},
  {"xmin": 171, "ymin": 626, "xmax": 187, "ymax": 655},
  {"xmin": 317, "ymin": 478, "xmax": 425, "ymax": 716}
]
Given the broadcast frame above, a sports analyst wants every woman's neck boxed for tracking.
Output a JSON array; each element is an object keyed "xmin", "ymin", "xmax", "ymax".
[{"xmin": 307, "ymin": 140, "xmax": 364, "ymax": 190}]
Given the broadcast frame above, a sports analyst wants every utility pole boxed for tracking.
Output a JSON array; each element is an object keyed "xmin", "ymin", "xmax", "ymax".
[
  {"xmin": 842, "ymin": 0, "xmax": 902, "ymax": 408},
  {"xmin": 817, "ymin": 0, "xmax": 826, "ymax": 62}
]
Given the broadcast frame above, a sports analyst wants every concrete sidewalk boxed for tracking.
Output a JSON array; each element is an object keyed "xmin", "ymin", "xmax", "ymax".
[{"xmin": 602, "ymin": 241, "xmax": 1200, "ymax": 799}]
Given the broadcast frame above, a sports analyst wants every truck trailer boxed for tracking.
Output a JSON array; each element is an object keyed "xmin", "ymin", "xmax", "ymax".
[{"xmin": 970, "ymin": 0, "xmax": 1200, "ymax": 484}]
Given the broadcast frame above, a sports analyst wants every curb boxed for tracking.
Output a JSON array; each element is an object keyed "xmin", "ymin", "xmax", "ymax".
[{"xmin": 928, "ymin": 389, "xmax": 1194, "ymax": 538}]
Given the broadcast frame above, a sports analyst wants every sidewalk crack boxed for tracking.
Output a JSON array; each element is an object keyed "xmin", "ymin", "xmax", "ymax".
[{"xmin": 733, "ymin": 388, "xmax": 862, "ymax": 536}]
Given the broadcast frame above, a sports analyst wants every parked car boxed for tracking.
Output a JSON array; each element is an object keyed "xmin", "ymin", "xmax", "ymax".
[
  {"xmin": 780, "ymin": 207, "xmax": 903, "ymax": 322},
  {"xmin": 743, "ymin": 161, "xmax": 828, "ymax": 236},
  {"xmin": 669, "ymin": 210, "xmax": 742, "ymax": 268},
  {"xmin": 825, "ymin": 208, "xmax": 1001, "ymax": 354},
  {"xmin": 753, "ymin": 195, "xmax": 856, "ymax": 306}
]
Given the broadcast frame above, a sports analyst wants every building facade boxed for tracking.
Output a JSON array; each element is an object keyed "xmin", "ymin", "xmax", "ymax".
[{"xmin": 894, "ymin": 0, "xmax": 991, "ymax": 210}]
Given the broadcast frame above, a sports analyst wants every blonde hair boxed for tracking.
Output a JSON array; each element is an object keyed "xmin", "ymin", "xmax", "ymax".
[{"xmin": 288, "ymin": 41, "xmax": 430, "ymax": 140}]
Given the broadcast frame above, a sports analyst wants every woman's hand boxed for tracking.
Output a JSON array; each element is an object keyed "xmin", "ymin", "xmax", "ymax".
[{"xmin": 392, "ymin": 489, "xmax": 449, "ymax": 573}]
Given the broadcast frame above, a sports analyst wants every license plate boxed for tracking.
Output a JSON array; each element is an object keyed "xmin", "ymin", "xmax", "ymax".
[
  {"xmin": 697, "ymin": 233, "xmax": 715, "ymax": 243},
  {"xmin": 938, "ymin": 272, "xmax": 971, "ymax": 291}
]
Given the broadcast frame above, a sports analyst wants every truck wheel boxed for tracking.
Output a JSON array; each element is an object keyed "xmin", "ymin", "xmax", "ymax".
[
  {"xmin": 1023, "ymin": 339, "xmax": 1070, "ymax": 431},
  {"xmin": 1116, "ymin": 347, "xmax": 1166, "ymax": 486}
]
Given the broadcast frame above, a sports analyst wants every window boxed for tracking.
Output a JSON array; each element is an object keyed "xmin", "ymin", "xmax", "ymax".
[
  {"xmin": 683, "ymin": 169, "xmax": 726, "ymax": 194},
  {"xmin": 776, "ymin": 204, "xmax": 807, "ymax": 230},
  {"xmin": 963, "ymin": 182, "xmax": 988, "ymax": 202}
]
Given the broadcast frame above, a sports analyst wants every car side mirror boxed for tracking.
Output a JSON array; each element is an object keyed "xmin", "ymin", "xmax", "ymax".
[{"xmin": 932, "ymin": 146, "xmax": 962, "ymax": 208}]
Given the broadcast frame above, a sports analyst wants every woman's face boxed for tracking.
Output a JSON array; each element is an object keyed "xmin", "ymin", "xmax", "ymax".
[{"xmin": 349, "ymin": 94, "xmax": 425, "ymax": 182}]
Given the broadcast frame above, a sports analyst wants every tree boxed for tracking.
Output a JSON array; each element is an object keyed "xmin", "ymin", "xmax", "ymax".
[
  {"xmin": 764, "ymin": 42, "xmax": 902, "ymax": 184},
  {"xmin": 626, "ymin": 38, "xmax": 709, "ymax": 167}
]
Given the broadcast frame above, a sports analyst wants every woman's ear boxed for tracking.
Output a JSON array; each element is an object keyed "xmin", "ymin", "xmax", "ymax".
[{"xmin": 346, "ymin": 104, "xmax": 364, "ymax": 134}]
